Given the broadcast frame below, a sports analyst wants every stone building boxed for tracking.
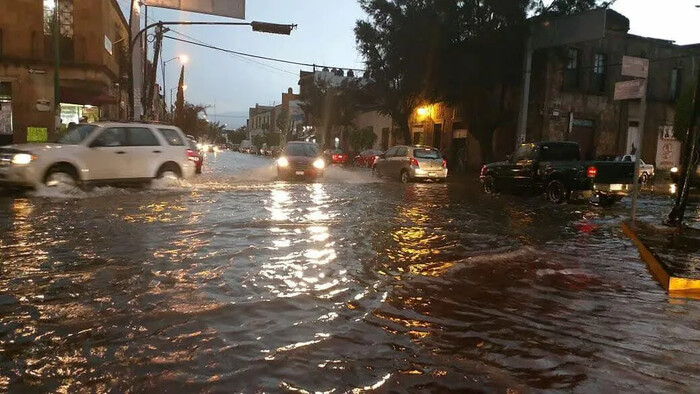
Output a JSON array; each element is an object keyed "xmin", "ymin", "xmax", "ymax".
[
  {"xmin": 526, "ymin": 10, "xmax": 700, "ymax": 167},
  {"xmin": 0, "ymin": 0, "xmax": 129, "ymax": 144}
]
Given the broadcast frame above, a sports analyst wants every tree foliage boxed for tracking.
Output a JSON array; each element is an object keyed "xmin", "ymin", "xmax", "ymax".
[
  {"xmin": 673, "ymin": 83, "xmax": 698, "ymax": 144},
  {"xmin": 300, "ymin": 78, "xmax": 363, "ymax": 148},
  {"xmin": 227, "ymin": 128, "xmax": 248, "ymax": 144},
  {"xmin": 355, "ymin": 0, "xmax": 615, "ymax": 161},
  {"xmin": 348, "ymin": 127, "xmax": 378, "ymax": 151},
  {"xmin": 174, "ymin": 66, "xmax": 186, "ymax": 130}
]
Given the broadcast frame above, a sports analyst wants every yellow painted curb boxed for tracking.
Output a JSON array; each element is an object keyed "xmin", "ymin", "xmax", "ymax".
[{"xmin": 621, "ymin": 221, "xmax": 700, "ymax": 293}]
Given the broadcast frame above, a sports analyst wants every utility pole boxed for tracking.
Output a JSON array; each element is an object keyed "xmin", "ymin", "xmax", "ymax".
[
  {"xmin": 630, "ymin": 80, "xmax": 648, "ymax": 224},
  {"xmin": 516, "ymin": 35, "xmax": 533, "ymax": 150},
  {"xmin": 144, "ymin": 25, "xmax": 163, "ymax": 120},
  {"xmin": 53, "ymin": 0, "xmax": 60, "ymax": 137}
]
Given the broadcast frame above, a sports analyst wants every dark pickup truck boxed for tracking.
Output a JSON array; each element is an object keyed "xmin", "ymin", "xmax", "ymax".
[{"xmin": 480, "ymin": 142, "xmax": 636, "ymax": 205}]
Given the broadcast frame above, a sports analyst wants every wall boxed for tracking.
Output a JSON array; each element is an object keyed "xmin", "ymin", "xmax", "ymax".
[{"xmin": 353, "ymin": 110, "xmax": 393, "ymax": 150}]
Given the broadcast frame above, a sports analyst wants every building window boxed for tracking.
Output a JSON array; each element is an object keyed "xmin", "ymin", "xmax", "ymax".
[
  {"xmin": 591, "ymin": 53, "xmax": 607, "ymax": 93},
  {"xmin": 563, "ymin": 48, "xmax": 580, "ymax": 89},
  {"xmin": 670, "ymin": 68, "xmax": 682, "ymax": 100},
  {"xmin": 43, "ymin": 0, "xmax": 74, "ymax": 61}
]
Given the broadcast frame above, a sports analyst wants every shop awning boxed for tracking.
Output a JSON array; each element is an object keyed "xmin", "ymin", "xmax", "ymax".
[{"xmin": 60, "ymin": 85, "xmax": 117, "ymax": 106}]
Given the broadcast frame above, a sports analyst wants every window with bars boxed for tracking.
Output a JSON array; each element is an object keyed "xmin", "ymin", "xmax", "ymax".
[
  {"xmin": 43, "ymin": 0, "xmax": 74, "ymax": 61},
  {"xmin": 563, "ymin": 48, "xmax": 580, "ymax": 89},
  {"xmin": 591, "ymin": 53, "xmax": 607, "ymax": 93},
  {"xmin": 670, "ymin": 68, "xmax": 682, "ymax": 100}
]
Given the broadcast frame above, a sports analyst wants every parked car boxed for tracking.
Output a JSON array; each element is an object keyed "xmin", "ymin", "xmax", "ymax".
[
  {"xmin": 480, "ymin": 142, "xmax": 635, "ymax": 206},
  {"xmin": 670, "ymin": 164, "xmax": 700, "ymax": 187},
  {"xmin": 353, "ymin": 149, "xmax": 383, "ymax": 168},
  {"xmin": 323, "ymin": 149, "xmax": 349, "ymax": 165},
  {"xmin": 187, "ymin": 138, "xmax": 204, "ymax": 174},
  {"xmin": 614, "ymin": 154, "xmax": 655, "ymax": 183},
  {"xmin": 277, "ymin": 142, "xmax": 325, "ymax": 181},
  {"xmin": 0, "ymin": 122, "xmax": 196, "ymax": 189},
  {"xmin": 239, "ymin": 140, "xmax": 253, "ymax": 153},
  {"xmin": 372, "ymin": 145, "xmax": 447, "ymax": 182}
]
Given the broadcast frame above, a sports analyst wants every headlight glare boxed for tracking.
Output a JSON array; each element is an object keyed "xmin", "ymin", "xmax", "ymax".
[
  {"xmin": 670, "ymin": 167, "xmax": 679, "ymax": 173},
  {"xmin": 12, "ymin": 153, "xmax": 34, "ymax": 165},
  {"xmin": 313, "ymin": 159, "xmax": 325, "ymax": 169},
  {"xmin": 277, "ymin": 157, "xmax": 289, "ymax": 167}
]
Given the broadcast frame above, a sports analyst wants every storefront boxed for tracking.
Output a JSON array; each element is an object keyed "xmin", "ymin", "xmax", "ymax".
[{"xmin": 59, "ymin": 103, "xmax": 99, "ymax": 125}]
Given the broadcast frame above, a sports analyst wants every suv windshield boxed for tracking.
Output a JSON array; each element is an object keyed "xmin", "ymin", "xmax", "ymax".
[
  {"xmin": 58, "ymin": 124, "xmax": 97, "ymax": 145},
  {"xmin": 413, "ymin": 148, "xmax": 441, "ymax": 159},
  {"xmin": 285, "ymin": 144, "xmax": 319, "ymax": 157}
]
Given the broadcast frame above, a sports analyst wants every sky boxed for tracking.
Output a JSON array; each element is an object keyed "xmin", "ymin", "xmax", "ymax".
[{"xmin": 120, "ymin": 0, "xmax": 700, "ymax": 128}]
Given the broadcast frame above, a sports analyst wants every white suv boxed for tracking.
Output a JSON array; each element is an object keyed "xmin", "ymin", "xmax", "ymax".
[{"xmin": 0, "ymin": 122, "xmax": 196, "ymax": 189}]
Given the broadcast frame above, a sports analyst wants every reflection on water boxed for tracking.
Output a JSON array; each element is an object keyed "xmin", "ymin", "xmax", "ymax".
[{"xmin": 1, "ymin": 152, "xmax": 699, "ymax": 392}]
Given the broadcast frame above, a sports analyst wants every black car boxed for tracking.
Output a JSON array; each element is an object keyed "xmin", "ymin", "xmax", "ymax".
[
  {"xmin": 277, "ymin": 142, "xmax": 326, "ymax": 181},
  {"xmin": 480, "ymin": 141, "xmax": 636, "ymax": 205}
]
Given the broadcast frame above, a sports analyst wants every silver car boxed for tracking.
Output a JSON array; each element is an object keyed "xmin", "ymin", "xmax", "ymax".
[{"xmin": 372, "ymin": 145, "xmax": 447, "ymax": 182}]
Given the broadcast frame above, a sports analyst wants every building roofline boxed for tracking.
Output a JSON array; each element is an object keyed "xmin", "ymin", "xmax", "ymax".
[
  {"xmin": 624, "ymin": 33, "xmax": 676, "ymax": 46},
  {"xmin": 111, "ymin": 0, "xmax": 129, "ymax": 30}
]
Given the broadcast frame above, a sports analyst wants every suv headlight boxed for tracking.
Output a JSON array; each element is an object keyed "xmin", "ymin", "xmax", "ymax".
[
  {"xmin": 313, "ymin": 158, "xmax": 325, "ymax": 169},
  {"xmin": 12, "ymin": 153, "xmax": 34, "ymax": 165},
  {"xmin": 670, "ymin": 167, "xmax": 679, "ymax": 173},
  {"xmin": 277, "ymin": 157, "xmax": 289, "ymax": 167}
]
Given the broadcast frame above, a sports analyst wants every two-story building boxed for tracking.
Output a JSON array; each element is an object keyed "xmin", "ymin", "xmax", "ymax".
[{"xmin": 0, "ymin": 0, "xmax": 129, "ymax": 144}]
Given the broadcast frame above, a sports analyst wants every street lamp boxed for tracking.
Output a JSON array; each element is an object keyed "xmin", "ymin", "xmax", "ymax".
[{"xmin": 162, "ymin": 55, "xmax": 188, "ymax": 109}]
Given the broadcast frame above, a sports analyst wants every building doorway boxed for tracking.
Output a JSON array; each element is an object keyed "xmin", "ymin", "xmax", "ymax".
[
  {"xmin": 433, "ymin": 123, "xmax": 442, "ymax": 149},
  {"xmin": 626, "ymin": 121, "xmax": 640, "ymax": 155},
  {"xmin": 0, "ymin": 82, "xmax": 12, "ymax": 146},
  {"xmin": 570, "ymin": 119, "xmax": 595, "ymax": 160}
]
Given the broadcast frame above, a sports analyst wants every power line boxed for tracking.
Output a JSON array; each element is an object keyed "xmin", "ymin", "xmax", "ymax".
[{"xmin": 163, "ymin": 35, "xmax": 367, "ymax": 72}]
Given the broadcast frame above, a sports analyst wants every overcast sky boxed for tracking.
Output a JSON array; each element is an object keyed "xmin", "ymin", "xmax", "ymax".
[{"xmin": 121, "ymin": 0, "xmax": 700, "ymax": 128}]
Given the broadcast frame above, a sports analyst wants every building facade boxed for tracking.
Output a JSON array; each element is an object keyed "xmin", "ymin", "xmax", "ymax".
[
  {"xmin": 0, "ymin": 0, "xmax": 129, "ymax": 144},
  {"xmin": 526, "ymin": 10, "xmax": 700, "ymax": 168},
  {"xmin": 247, "ymin": 104, "xmax": 275, "ymax": 140}
]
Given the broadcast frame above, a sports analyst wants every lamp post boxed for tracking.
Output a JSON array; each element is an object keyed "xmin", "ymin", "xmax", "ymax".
[{"xmin": 162, "ymin": 55, "xmax": 188, "ymax": 110}]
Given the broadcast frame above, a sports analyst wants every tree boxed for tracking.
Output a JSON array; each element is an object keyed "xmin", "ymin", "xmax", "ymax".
[
  {"xmin": 174, "ymin": 66, "xmax": 186, "ymax": 130},
  {"xmin": 355, "ymin": 0, "xmax": 616, "ymax": 162},
  {"xmin": 673, "ymin": 83, "xmax": 698, "ymax": 145},
  {"xmin": 348, "ymin": 127, "xmax": 378, "ymax": 152},
  {"xmin": 227, "ymin": 127, "xmax": 248, "ymax": 144}
]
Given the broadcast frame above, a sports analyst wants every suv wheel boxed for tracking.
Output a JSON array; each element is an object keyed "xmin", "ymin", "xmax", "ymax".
[
  {"xmin": 400, "ymin": 170, "xmax": 410, "ymax": 183},
  {"xmin": 640, "ymin": 172, "xmax": 649, "ymax": 185},
  {"xmin": 45, "ymin": 165, "xmax": 79, "ymax": 189},
  {"xmin": 546, "ymin": 179, "xmax": 569, "ymax": 204},
  {"xmin": 157, "ymin": 163, "xmax": 182, "ymax": 180}
]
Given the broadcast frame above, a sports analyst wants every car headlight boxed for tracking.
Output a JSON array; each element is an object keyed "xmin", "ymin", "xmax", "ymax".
[
  {"xmin": 313, "ymin": 158, "xmax": 325, "ymax": 169},
  {"xmin": 12, "ymin": 153, "xmax": 34, "ymax": 165},
  {"xmin": 670, "ymin": 167, "xmax": 679, "ymax": 173},
  {"xmin": 277, "ymin": 157, "xmax": 289, "ymax": 167}
]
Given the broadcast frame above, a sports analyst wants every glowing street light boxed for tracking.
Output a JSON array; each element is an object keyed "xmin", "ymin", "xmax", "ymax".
[{"xmin": 416, "ymin": 106, "xmax": 429, "ymax": 117}]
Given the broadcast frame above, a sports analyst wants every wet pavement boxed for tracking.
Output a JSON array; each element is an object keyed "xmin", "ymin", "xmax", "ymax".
[{"xmin": 1, "ymin": 151, "xmax": 700, "ymax": 392}]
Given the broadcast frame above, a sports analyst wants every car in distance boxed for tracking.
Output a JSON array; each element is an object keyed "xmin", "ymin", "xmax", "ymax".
[
  {"xmin": 615, "ymin": 154, "xmax": 655, "ymax": 183},
  {"xmin": 0, "ymin": 122, "xmax": 196, "ymax": 189},
  {"xmin": 186, "ymin": 138, "xmax": 204, "ymax": 174},
  {"xmin": 670, "ymin": 164, "xmax": 700, "ymax": 187},
  {"xmin": 480, "ymin": 142, "xmax": 635, "ymax": 205},
  {"xmin": 353, "ymin": 149, "xmax": 383, "ymax": 168},
  {"xmin": 277, "ymin": 142, "xmax": 325, "ymax": 181},
  {"xmin": 323, "ymin": 149, "xmax": 349, "ymax": 166},
  {"xmin": 372, "ymin": 145, "xmax": 447, "ymax": 182}
]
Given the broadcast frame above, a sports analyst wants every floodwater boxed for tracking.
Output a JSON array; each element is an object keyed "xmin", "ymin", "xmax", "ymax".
[{"xmin": 1, "ymin": 152, "xmax": 699, "ymax": 392}]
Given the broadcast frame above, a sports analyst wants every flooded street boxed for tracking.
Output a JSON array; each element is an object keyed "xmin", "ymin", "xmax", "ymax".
[{"xmin": 1, "ymin": 152, "xmax": 700, "ymax": 392}]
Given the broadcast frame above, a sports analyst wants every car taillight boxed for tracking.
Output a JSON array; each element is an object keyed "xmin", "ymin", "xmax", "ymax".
[
  {"xmin": 409, "ymin": 158, "xmax": 419, "ymax": 167},
  {"xmin": 442, "ymin": 159, "xmax": 447, "ymax": 168},
  {"xmin": 587, "ymin": 166, "xmax": 597, "ymax": 178},
  {"xmin": 332, "ymin": 154, "xmax": 339, "ymax": 161}
]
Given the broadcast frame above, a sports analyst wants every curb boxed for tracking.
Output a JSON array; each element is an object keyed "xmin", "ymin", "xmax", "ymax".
[{"xmin": 621, "ymin": 221, "xmax": 700, "ymax": 293}]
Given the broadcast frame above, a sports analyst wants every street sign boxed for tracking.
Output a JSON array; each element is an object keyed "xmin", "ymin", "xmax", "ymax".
[
  {"xmin": 614, "ymin": 79, "xmax": 647, "ymax": 101},
  {"xmin": 622, "ymin": 56, "xmax": 649, "ymax": 78},
  {"xmin": 144, "ymin": 0, "xmax": 245, "ymax": 20}
]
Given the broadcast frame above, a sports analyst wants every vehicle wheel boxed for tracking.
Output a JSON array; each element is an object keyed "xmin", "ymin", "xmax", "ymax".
[
  {"xmin": 44, "ymin": 165, "xmax": 79, "ymax": 189},
  {"xmin": 640, "ymin": 172, "xmax": 649, "ymax": 185},
  {"xmin": 482, "ymin": 176, "xmax": 496, "ymax": 194},
  {"xmin": 400, "ymin": 170, "xmax": 410, "ymax": 183},
  {"xmin": 372, "ymin": 166, "xmax": 381, "ymax": 178},
  {"xmin": 546, "ymin": 179, "xmax": 570, "ymax": 204},
  {"xmin": 156, "ymin": 163, "xmax": 182, "ymax": 180}
]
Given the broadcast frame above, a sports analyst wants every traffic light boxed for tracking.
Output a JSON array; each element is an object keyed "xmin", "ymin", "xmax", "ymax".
[{"xmin": 251, "ymin": 22, "xmax": 296, "ymax": 35}]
